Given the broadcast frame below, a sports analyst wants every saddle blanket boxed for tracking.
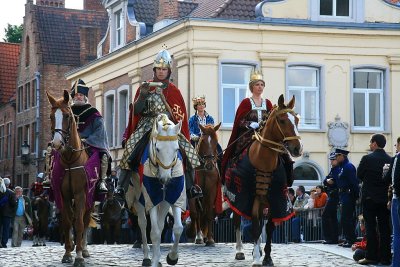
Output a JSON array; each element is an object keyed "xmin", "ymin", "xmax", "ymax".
[
  {"xmin": 224, "ymin": 149, "xmax": 294, "ymax": 222},
  {"xmin": 140, "ymin": 144, "xmax": 186, "ymax": 212}
]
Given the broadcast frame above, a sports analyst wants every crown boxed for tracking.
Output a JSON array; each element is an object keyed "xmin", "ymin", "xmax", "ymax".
[
  {"xmin": 250, "ymin": 69, "xmax": 264, "ymax": 82},
  {"xmin": 192, "ymin": 95, "xmax": 206, "ymax": 105}
]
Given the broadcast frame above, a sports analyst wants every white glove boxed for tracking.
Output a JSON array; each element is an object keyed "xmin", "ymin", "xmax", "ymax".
[
  {"xmin": 249, "ymin": 122, "xmax": 259, "ymax": 129},
  {"xmin": 190, "ymin": 134, "xmax": 199, "ymax": 141}
]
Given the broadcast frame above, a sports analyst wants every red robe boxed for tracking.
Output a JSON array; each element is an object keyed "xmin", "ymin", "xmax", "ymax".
[
  {"xmin": 221, "ymin": 98, "xmax": 273, "ymax": 178},
  {"xmin": 123, "ymin": 81, "xmax": 190, "ymax": 141}
]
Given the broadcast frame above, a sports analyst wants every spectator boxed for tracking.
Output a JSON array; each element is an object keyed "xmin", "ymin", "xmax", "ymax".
[
  {"xmin": 322, "ymin": 152, "xmax": 340, "ymax": 244},
  {"xmin": 293, "ymin": 185, "xmax": 310, "ymax": 211},
  {"xmin": 335, "ymin": 148, "xmax": 359, "ymax": 248},
  {"xmin": 357, "ymin": 134, "xmax": 392, "ymax": 265},
  {"xmin": 0, "ymin": 178, "xmax": 17, "ymax": 248},
  {"xmin": 288, "ymin": 188, "xmax": 296, "ymax": 206},
  {"xmin": 304, "ymin": 188, "xmax": 316, "ymax": 210},
  {"xmin": 384, "ymin": 136, "xmax": 400, "ymax": 267},
  {"xmin": 12, "ymin": 186, "xmax": 33, "ymax": 247},
  {"xmin": 314, "ymin": 185, "xmax": 328, "ymax": 208},
  {"xmin": 352, "ymin": 215, "xmax": 367, "ymax": 262}
]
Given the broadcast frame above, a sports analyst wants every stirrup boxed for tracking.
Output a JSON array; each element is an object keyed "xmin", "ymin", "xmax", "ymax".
[{"xmin": 97, "ymin": 181, "xmax": 108, "ymax": 194}]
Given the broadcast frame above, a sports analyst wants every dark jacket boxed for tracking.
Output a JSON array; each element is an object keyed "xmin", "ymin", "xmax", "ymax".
[
  {"xmin": 323, "ymin": 165, "xmax": 340, "ymax": 200},
  {"xmin": 337, "ymin": 157, "xmax": 359, "ymax": 204},
  {"xmin": 0, "ymin": 189, "xmax": 17, "ymax": 218},
  {"xmin": 384, "ymin": 152, "xmax": 400, "ymax": 197},
  {"xmin": 357, "ymin": 148, "xmax": 391, "ymax": 203}
]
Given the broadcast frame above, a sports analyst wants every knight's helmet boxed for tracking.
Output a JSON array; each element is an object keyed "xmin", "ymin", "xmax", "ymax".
[
  {"xmin": 153, "ymin": 47, "xmax": 173, "ymax": 80},
  {"xmin": 192, "ymin": 95, "xmax": 206, "ymax": 110},
  {"xmin": 36, "ymin": 173, "xmax": 44, "ymax": 181}
]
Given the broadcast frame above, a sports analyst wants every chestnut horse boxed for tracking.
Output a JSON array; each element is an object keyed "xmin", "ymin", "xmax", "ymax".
[
  {"xmin": 47, "ymin": 90, "xmax": 91, "ymax": 267},
  {"xmin": 32, "ymin": 196, "xmax": 49, "ymax": 246},
  {"xmin": 229, "ymin": 95, "xmax": 302, "ymax": 267},
  {"xmin": 187, "ymin": 122, "xmax": 221, "ymax": 246}
]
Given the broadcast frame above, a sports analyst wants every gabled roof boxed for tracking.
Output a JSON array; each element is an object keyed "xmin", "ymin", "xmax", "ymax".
[
  {"xmin": 0, "ymin": 42, "xmax": 20, "ymax": 104},
  {"xmin": 35, "ymin": 6, "xmax": 108, "ymax": 66}
]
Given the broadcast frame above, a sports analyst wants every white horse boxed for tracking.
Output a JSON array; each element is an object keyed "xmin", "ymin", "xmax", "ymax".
[{"xmin": 140, "ymin": 114, "xmax": 185, "ymax": 267}]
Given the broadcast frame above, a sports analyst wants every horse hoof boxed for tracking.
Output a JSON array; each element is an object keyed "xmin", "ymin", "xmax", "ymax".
[
  {"xmin": 73, "ymin": 258, "xmax": 85, "ymax": 267},
  {"xmin": 262, "ymin": 256, "xmax": 274, "ymax": 266},
  {"xmin": 166, "ymin": 253, "xmax": 178, "ymax": 265},
  {"xmin": 62, "ymin": 255, "xmax": 73, "ymax": 263},
  {"xmin": 205, "ymin": 240, "xmax": 215, "ymax": 247},
  {"xmin": 235, "ymin": 252, "xmax": 245, "ymax": 260},
  {"xmin": 195, "ymin": 238, "xmax": 204, "ymax": 244},
  {"xmin": 82, "ymin": 249, "xmax": 90, "ymax": 258},
  {"xmin": 142, "ymin": 258, "xmax": 151, "ymax": 266}
]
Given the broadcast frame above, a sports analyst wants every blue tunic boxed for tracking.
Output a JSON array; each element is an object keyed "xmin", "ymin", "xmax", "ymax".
[
  {"xmin": 189, "ymin": 111, "xmax": 215, "ymax": 138},
  {"xmin": 336, "ymin": 158, "xmax": 359, "ymax": 204}
]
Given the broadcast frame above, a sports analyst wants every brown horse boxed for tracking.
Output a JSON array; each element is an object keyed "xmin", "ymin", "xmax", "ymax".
[
  {"xmin": 47, "ymin": 90, "xmax": 91, "ymax": 267},
  {"xmin": 101, "ymin": 183, "xmax": 123, "ymax": 244},
  {"xmin": 230, "ymin": 94, "xmax": 302, "ymax": 266},
  {"xmin": 32, "ymin": 196, "xmax": 49, "ymax": 246},
  {"xmin": 187, "ymin": 122, "xmax": 221, "ymax": 246}
]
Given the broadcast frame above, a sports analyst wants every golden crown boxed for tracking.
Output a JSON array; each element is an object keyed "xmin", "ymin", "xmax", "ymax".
[
  {"xmin": 250, "ymin": 69, "xmax": 264, "ymax": 82},
  {"xmin": 192, "ymin": 96, "xmax": 206, "ymax": 105}
]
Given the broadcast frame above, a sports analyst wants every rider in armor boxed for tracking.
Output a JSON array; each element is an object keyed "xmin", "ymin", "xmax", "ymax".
[{"xmin": 116, "ymin": 48, "xmax": 200, "ymax": 199}]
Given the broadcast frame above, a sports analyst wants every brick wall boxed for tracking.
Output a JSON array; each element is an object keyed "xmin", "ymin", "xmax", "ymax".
[
  {"xmin": 157, "ymin": 0, "xmax": 179, "ymax": 22},
  {"xmin": 84, "ymin": 0, "xmax": 105, "ymax": 12},
  {"xmin": 80, "ymin": 26, "xmax": 102, "ymax": 65}
]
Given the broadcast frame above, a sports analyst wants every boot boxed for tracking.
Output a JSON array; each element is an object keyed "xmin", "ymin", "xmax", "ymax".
[
  {"xmin": 185, "ymin": 168, "xmax": 202, "ymax": 199},
  {"xmin": 115, "ymin": 169, "xmax": 131, "ymax": 198},
  {"xmin": 97, "ymin": 154, "xmax": 109, "ymax": 194}
]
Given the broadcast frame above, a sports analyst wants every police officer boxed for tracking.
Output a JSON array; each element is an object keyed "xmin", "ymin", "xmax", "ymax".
[
  {"xmin": 322, "ymin": 151, "xmax": 340, "ymax": 244},
  {"xmin": 335, "ymin": 148, "xmax": 359, "ymax": 248}
]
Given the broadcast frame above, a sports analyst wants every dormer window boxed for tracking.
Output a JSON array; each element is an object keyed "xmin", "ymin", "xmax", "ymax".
[
  {"xmin": 320, "ymin": 0, "xmax": 350, "ymax": 17},
  {"xmin": 310, "ymin": 0, "xmax": 363, "ymax": 23},
  {"xmin": 114, "ymin": 9, "xmax": 123, "ymax": 48}
]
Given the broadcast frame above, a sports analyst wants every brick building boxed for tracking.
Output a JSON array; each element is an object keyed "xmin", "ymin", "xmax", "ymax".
[
  {"xmin": 0, "ymin": 42, "xmax": 20, "ymax": 183},
  {"xmin": 14, "ymin": 0, "xmax": 107, "ymax": 189}
]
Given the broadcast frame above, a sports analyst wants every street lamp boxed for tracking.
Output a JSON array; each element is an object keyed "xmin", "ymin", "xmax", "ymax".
[{"xmin": 21, "ymin": 141, "xmax": 31, "ymax": 164}]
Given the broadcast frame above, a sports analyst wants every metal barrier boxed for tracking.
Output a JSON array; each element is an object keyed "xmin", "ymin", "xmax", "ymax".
[{"xmin": 210, "ymin": 202, "xmax": 363, "ymax": 244}]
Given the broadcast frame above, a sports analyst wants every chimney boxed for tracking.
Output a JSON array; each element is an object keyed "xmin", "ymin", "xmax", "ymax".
[
  {"xmin": 36, "ymin": 0, "xmax": 65, "ymax": 7},
  {"xmin": 79, "ymin": 26, "xmax": 101, "ymax": 65},
  {"xmin": 84, "ymin": 0, "xmax": 104, "ymax": 12},
  {"xmin": 157, "ymin": 0, "xmax": 179, "ymax": 22}
]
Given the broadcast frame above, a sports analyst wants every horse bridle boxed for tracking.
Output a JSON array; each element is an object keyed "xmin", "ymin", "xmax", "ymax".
[
  {"xmin": 196, "ymin": 135, "xmax": 218, "ymax": 171},
  {"xmin": 253, "ymin": 108, "xmax": 301, "ymax": 153},
  {"xmin": 52, "ymin": 108, "xmax": 72, "ymax": 147},
  {"xmin": 149, "ymin": 133, "xmax": 179, "ymax": 174}
]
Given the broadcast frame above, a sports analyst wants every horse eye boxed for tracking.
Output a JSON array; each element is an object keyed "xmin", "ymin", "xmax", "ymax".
[
  {"xmin": 279, "ymin": 119, "xmax": 285, "ymax": 124},
  {"xmin": 156, "ymin": 148, "xmax": 160, "ymax": 152}
]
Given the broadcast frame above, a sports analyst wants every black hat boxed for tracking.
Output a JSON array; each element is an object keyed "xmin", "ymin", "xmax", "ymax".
[
  {"xmin": 71, "ymin": 79, "xmax": 89, "ymax": 98},
  {"xmin": 334, "ymin": 148, "xmax": 349, "ymax": 156}
]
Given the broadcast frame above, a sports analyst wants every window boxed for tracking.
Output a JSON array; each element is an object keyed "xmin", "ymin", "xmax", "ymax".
[
  {"xmin": 221, "ymin": 64, "xmax": 254, "ymax": 127},
  {"xmin": 118, "ymin": 87, "xmax": 129, "ymax": 146},
  {"xmin": 17, "ymin": 127, "xmax": 22, "ymax": 156},
  {"xmin": 294, "ymin": 164, "xmax": 320, "ymax": 181},
  {"xmin": 24, "ymin": 124, "xmax": 30, "ymax": 146},
  {"xmin": 288, "ymin": 66, "xmax": 320, "ymax": 130},
  {"xmin": 31, "ymin": 122, "xmax": 36, "ymax": 153},
  {"xmin": 320, "ymin": 0, "xmax": 350, "ymax": 17},
  {"xmin": 25, "ymin": 82, "xmax": 31, "ymax": 110},
  {"xmin": 114, "ymin": 9, "xmax": 123, "ymax": 48},
  {"xmin": 352, "ymin": 68, "xmax": 384, "ymax": 131},
  {"xmin": 25, "ymin": 36, "xmax": 30, "ymax": 67},
  {"xmin": 17, "ymin": 86, "xmax": 23, "ymax": 112},
  {"xmin": 32, "ymin": 79, "xmax": 37, "ymax": 107},
  {"xmin": 292, "ymin": 160, "xmax": 324, "ymax": 189},
  {"xmin": 0, "ymin": 125, "xmax": 4, "ymax": 160},
  {"xmin": 6, "ymin": 123, "xmax": 12, "ymax": 158},
  {"xmin": 23, "ymin": 173, "xmax": 29, "ymax": 189},
  {"xmin": 105, "ymin": 92, "xmax": 115, "ymax": 147}
]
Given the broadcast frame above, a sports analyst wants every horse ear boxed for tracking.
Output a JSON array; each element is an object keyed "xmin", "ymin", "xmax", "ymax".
[
  {"xmin": 151, "ymin": 118, "xmax": 158, "ymax": 137},
  {"xmin": 173, "ymin": 120, "xmax": 182, "ymax": 135},
  {"xmin": 63, "ymin": 90, "xmax": 70, "ymax": 104},
  {"xmin": 199, "ymin": 123, "xmax": 206, "ymax": 133},
  {"xmin": 278, "ymin": 94, "xmax": 285, "ymax": 108},
  {"xmin": 214, "ymin": 122, "xmax": 222, "ymax": 132},
  {"xmin": 288, "ymin": 95, "xmax": 295, "ymax": 109},
  {"xmin": 46, "ymin": 91, "xmax": 57, "ymax": 107}
]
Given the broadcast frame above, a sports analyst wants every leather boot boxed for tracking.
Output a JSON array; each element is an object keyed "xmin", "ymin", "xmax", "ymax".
[{"xmin": 97, "ymin": 154, "xmax": 109, "ymax": 194}]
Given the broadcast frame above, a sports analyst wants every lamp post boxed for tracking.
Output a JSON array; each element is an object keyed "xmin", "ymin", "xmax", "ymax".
[{"xmin": 21, "ymin": 141, "xmax": 31, "ymax": 164}]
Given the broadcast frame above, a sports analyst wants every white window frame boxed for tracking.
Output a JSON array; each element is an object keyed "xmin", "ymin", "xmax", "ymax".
[
  {"xmin": 104, "ymin": 90, "xmax": 116, "ymax": 148},
  {"xmin": 292, "ymin": 160, "xmax": 324, "ymax": 191},
  {"xmin": 310, "ymin": 0, "xmax": 364, "ymax": 23},
  {"xmin": 117, "ymin": 85, "xmax": 130, "ymax": 148},
  {"xmin": 287, "ymin": 65, "xmax": 322, "ymax": 131},
  {"xmin": 219, "ymin": 62, "xmax": 257, "ymax": 129},
  {"xmin": 351, "ymin": 67, "xmax": 385, "ymax": 132}
]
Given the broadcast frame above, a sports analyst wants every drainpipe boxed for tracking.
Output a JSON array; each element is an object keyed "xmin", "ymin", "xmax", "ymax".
[{"xmin": 35, "ymin": 71, "xmax": 41, "ymax": 170}]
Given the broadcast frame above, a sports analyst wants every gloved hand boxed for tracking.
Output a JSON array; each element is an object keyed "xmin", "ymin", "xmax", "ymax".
[
  {"xmin": 139, "ymin": 82, "xmax": 150, "ymax": 98},
  {"xmin": 190, "ymin": 134, "xmax": 199, "ymax": 141},
  {"xmin": 249, "ymin": 122, "xmax": 259, "ymax": 129},
  {"xmin": 122, "ymin": 139, "xmax": 126, "ymax": 148},
  {"xmin": 81, "ymin": 138, "xmax": 86, "ymax": 143}
]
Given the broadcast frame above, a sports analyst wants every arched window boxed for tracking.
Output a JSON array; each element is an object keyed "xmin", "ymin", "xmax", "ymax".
[{"xmin": 292, "ymin": 159, "xmax": 324, "ymax": 189}]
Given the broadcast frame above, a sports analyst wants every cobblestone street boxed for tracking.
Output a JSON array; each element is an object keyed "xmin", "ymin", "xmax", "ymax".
[{"xmin": 0, "ymin": 241, "xmax": 376, "ymax": 267}]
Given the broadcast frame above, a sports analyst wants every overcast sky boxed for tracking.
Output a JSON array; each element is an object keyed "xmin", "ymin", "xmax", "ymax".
[{"xmin": 0, "ymin": 0, "xmax": 83, "ymax": 41}]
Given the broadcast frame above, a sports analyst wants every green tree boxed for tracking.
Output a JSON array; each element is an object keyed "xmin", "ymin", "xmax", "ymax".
[{"xmin": 3, "ymin": 23, "xmax": 23, "ymax": 43}]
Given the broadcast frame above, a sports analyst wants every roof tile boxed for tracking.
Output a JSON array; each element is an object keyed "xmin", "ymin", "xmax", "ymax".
[{"xmin": 0, "ymin": 42, "xmax": 20, "ymax": 104}]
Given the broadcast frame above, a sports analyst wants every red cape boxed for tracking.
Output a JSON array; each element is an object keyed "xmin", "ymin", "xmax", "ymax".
[
  {"xmin": 124, "ymin": 81, "xmax": 190, "ymax": 141},
  {"xmin": 221, "ymin": 98, "xmax": 273, "ymax": 178}
]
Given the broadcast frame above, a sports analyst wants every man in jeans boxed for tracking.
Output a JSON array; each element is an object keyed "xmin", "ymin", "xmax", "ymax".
[
  {"xmin": 12, "ymin": 186, "xmax": 33, "ymax": 247},
  {"xmin": 357, "ymin": 134, "xmax": 392, "ymax": 265}
]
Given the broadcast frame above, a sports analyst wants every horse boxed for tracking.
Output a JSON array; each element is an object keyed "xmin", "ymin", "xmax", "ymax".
[
  {"xmin": 47, "ymin": 90, "xmax": 92, "ymax": 267},
  {"xmin": 101, "ymin": 182, "xmax": 123, "ymax": 244},
  {"xmin": 139, "ymin": 113, "xmax": 186, "ymax": 267},
  {"xmin": 227, "ymin": 94, "xmax": 302, "ymax": 267},
  {"xmin": 32, "ymin": 196, "xmax": 50, "ymax": 246},
  {"xmin": 187, "ymin": 122, "xmax": 221, "ymax": 246}
]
